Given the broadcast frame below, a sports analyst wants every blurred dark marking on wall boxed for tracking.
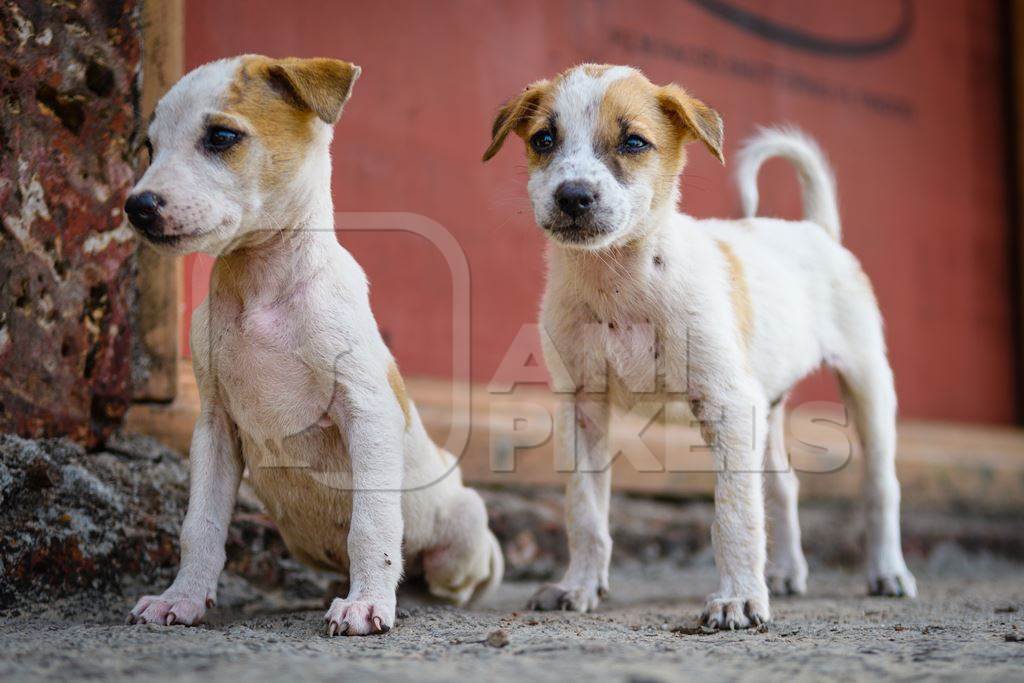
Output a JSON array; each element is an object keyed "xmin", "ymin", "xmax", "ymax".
[
  {"xmin": 687, "ymin": 0, "xmax": 913, "ymax": 58},
  {"xmin": 610, "ymin": 28, "xmax": 915, "ymax": 120}
]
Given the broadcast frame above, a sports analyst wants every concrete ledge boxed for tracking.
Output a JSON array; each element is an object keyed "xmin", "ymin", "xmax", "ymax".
[{"xmin": 126, "ymin": 362, "xmax": 1024, "ymax": 511}]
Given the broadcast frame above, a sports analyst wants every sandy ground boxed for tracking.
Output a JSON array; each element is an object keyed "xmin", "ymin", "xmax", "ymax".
[
  {"xmin": 2, "ymin": 556, "xmax": 1023, "ymax": 683},
  {"xmin": 4, "ymin": 434, "xmax": 1022, "ymax": 680}
]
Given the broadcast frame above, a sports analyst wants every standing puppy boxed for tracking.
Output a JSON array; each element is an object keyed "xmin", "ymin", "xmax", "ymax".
[
  {"xmin": 484, "ymin": 64, "xmax": 915, "ymax": 629},
  {"xmin": 125, "ymin": 55, "xmax": 502, "ymax": 635}
]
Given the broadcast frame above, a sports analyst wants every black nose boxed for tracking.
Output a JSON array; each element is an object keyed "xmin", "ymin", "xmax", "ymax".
[
  {"xmin": 555, "ymin": 181, "xmax": 597, "ymax": 218},
  {"xmin": 124, "ymin": 191, "xmax": 165, "ymax": 234}
]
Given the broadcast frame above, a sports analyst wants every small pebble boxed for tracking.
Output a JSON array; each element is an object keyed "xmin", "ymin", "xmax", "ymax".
[{"xmin": 485, "ymin": 629, "xmax": 509, "ymax": 648}]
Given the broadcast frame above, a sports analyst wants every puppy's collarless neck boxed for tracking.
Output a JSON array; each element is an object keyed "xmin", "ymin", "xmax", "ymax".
[
  {"xmin": 212, "ymin": 212, "xmax": 337, "ymax": 302},
  {"xmin": 551, "ymin": 205, "xmax": 678, "ymax": 263}
]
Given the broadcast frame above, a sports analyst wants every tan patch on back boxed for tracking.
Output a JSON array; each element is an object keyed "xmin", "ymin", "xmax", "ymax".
[
  {"xmin": 582, "ymin": 63, "xmax": 614, "ymax": 77},
  {"xmin": 221, "ymin": 56, "xmax": 317, "ymax": 189},
  {"xmin": 387, "ymin": 361, "xmax": 411, "ymax": 429},
  {"xmin": 716, "ymin": 240, "xmax": 753, "ymax": 348}
]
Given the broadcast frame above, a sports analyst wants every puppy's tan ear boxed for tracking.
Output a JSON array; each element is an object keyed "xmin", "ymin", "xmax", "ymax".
[
  {"xmin": 267, "ymin": 58, "xmax": 361, "ymax": 124},
  {"xmin": 482, "ymin": 80, "xmax": 550, "ymax": 162},
  {"xmin": 658, "ymin": 84, "xmax": 724, "ymax": 164}
]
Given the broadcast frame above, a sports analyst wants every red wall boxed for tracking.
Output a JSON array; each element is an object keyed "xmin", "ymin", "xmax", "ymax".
[{"xmin": 184, "ymin": 0, "xmax": 1015, "ymax": 424}]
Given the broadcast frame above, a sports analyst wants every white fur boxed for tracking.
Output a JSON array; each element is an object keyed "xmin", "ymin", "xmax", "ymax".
[
  {"xmin": 127, "ymin": 57, "xmax": 502, "ymax": 635},
  {"xmin": 516, "ymin": 69, "xmax": 915, "ymax": 627},
  {"xmin": 736, "ymin": 126, "xmax": 841, "ymax": 240}
]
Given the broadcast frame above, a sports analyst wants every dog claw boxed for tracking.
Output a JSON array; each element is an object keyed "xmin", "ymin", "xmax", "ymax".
[
  {"xmin": 702, "ymin": 595, "xmax": 770, "ymax": 631},
  {"xmin": 527, "ymin": 583, "xmax": 602, "ymax": 613},
  {"xmin": 323, "ymin": 597, "xmax": 393, "ymax": 636},
  {"xmin": 868, "ymin": 570, "xmax": 916, "ymax": 598},
  {"xmin": 326, "ymin": 620, "xmax": 349, "ymax": 637},
  {"xmin": 127, "ymin": 592, "xmax": 207, "ymax": 627}
]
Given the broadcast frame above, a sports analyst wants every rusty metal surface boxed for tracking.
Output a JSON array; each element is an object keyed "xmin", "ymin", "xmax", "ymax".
[{"xmin": 0, "ymin": 0, "xmax": 142, "ymax": 446}]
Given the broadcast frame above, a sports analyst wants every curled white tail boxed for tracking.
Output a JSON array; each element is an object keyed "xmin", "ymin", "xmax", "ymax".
[{"xmin": 736, "ymin": 126, "xmax": 841, "ymax": 241}]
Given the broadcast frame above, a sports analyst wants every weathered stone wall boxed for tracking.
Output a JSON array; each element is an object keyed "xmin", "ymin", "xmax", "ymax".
[
  {"xmin": 0, "ymin": 432, "xmax": 329, "ymax": 608},
  {"xmin": 0, "ymin": 0, "xmax": 142, "ymax": 446}
]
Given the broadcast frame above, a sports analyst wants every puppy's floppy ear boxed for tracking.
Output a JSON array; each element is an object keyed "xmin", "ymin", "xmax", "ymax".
[
  {"xmin": 658, "ymin": 84, "xmax": 725, "ymax": 164},
  {"xmin": 482, "ymin": 80, "xmax": 550, "ymax": 162},
  {"xmin": 267, "ymin": 58, "xmax": 361, "ymax": 124}
]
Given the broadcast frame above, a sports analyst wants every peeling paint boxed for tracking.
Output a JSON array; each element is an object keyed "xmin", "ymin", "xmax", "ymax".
[
  {"xmin": 2, "ymin": 161, "xmax": 52, "ymax": 248},
  {"xmin": 83, "ymin": 223, "xmax": 134, "ymax": 255},
  {"xmin": 92, "ymin": 182, "xmax": 111, "ymax": 204},
  {"xmin": 9, "ymin": 4, "xmax": 33, "ymax": 49}
]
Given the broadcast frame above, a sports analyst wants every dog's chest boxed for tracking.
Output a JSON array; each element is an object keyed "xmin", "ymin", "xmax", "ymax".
[
  {"xmin": 211, "ymin": 302, "xmax": 335, "ymax": 441},
  {"xmin": 580, "ymin": 287, "xmax": 679, "ymax": 403}
]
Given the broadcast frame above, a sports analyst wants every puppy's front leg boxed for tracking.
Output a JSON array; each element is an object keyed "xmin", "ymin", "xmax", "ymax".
[
  {"xmin": 528, "ymin": 396, "xmax": 612, "ymax": 612},
  {"xmin": 697, "ymin": 386, "xmax": 771, "ymax": 630},
  {"xmin": 129, "ymin": 402, "xmax": 242, "ymax": 626},
  {"xmin": 324, "ymin": 383, "xmax": 404, "ymax": 636}
]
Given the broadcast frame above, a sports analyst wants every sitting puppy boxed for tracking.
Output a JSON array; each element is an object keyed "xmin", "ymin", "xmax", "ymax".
[
  {"xmin": 125, "ymin": 55, "xmax": 502, "ymax": 635},
  {"xmin": 483, "ymin": 64, "xmax": 915, "ymax": 629}
]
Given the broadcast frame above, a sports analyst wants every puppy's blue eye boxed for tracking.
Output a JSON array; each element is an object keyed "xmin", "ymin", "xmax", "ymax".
[
  {"xmin": 530, "ymin": 130, "xmax": 555, "ymax": 153},
  {"xmin": 203, "ymin": 126, "xmax": 243, "ymax": 153},
  {"xmin": 621, "ymin": 134, "xmax": 650, "ymax": 152}
]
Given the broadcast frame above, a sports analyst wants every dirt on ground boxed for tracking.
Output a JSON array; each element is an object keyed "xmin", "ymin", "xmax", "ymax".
[
  {"xmin": 1, "ymin": 557, "xmax": 1023, "ymax": 682},
  {"xmin": 1, "ymin": 433, "xmax": 1023, "ymax": 681}
]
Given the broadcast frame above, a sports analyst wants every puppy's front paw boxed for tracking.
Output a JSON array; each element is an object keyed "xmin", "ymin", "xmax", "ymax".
[
  {"xmin": 127, "ymin": 591, "xmax": 210, "ymax": 626},
  {"xmin": 526, "ymin": 581, "xmax": 605, "ymax": 613},
  {"xmin": 701, "ymin": 594, "xmax": 770, "ymax": 630},
  {"xmin": 323, "ymin": 597, "xmax": 395, "ymax": 636},
  {"xmin": 867, "ymin": 567, "xmax": 917, "ymax": 598}
]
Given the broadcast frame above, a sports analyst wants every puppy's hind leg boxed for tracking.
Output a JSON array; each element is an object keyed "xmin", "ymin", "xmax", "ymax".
[
  {"xmin": 836, "ymin": 354, "xmax": 917, "ymax": 598},
  {"xmin": 764, "ymin": 401, "xmax": 808, "ymax": 596},
  {"xmin": 423, "ymin": 486, "xmax": 504, "ymax": 606}
]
